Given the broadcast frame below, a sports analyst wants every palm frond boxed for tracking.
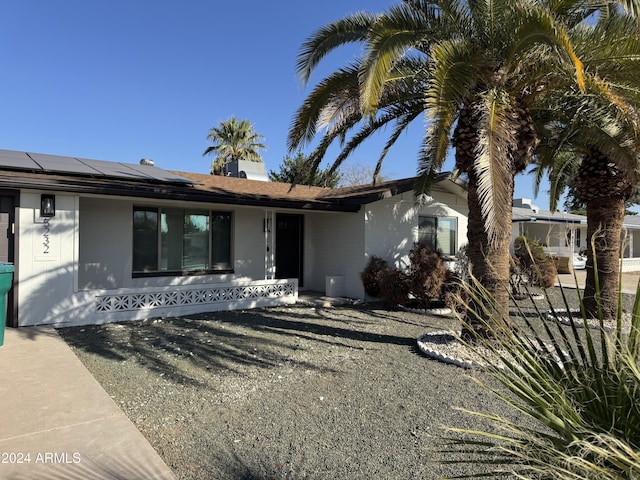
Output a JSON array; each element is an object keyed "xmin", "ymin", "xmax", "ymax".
[
  {"xmin": 510, "ymin": 1, "xmax": 586, "ymax": 92},
  {"xmin": 359, "ymin": 3, "xmax": 432, "ymax": 114},
  {"xmin": 296, "ymin": 13, "xmax": 378, "ymax": 85},
  {"xmin": 425, "ymin": 39, "xmax": 483, "ymax": 115},
  {"xmin": 472, "ymin": 90, "xmax": 517, "ymax": 247},
  {"xmin": 288, "ymin": 66, "xmax": 360, "ymax": 151},
  {"xmin": 615, "ymin": 0, "xmax": 640, "ymax": 18}
]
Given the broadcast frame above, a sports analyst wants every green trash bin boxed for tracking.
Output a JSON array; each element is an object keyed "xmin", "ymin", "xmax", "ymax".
[{"xmin": 0, "ymin": 263, "xmax": 14, "ymax": 346}]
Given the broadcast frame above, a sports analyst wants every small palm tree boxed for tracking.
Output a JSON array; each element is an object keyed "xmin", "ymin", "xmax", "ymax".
[{"xmin": 203, "ymin": 117, "xmax": 266, "ymax": 175}]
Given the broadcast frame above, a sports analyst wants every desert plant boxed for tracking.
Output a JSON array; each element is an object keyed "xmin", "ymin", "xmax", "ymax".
[
  {"xmin": 442, "ymin": 270, "xmax": 468, "ymax": 314},
  {"xmin": 453, "ymin": 244, "xmax": 470, "ymax": 283},
  {"xmin": 509, "ymin": 255, "xmax": 528, "ymax": 299},
  {"xmin": 513, "ymin": 235, "xmax": 557, "ymax": 288},
  {"xmin": 441, "ymin": 266, "xmax": 640, "ymax": 478},
  {"xmin": 378, "ymin": 268, "xmax": 410, "ymax": 308},
  {"xmin": 360, "ymin": 256, "xmax": 388, "ymax": 298},
  {"xmin": 406, "ymin": 245, "xmax": 447, "ymax": 308}
]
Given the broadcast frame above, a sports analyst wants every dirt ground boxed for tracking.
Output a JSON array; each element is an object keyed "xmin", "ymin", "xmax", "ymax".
[{"xmin": 58, "ymin": 304, "xmax": 517, "ymax": 480}]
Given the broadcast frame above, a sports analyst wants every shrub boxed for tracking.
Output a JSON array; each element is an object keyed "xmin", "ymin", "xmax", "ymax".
[
  {"xmin": 378, "ymin": 268, "xmax": 409, "ymax": 308},
  {"xmin": 360, "ymin": 256, "xmax": 388, "ymax": 297},
  {"xmin": 364, "ymin": 246, "xmax": 452, "ymax": 308},
  {"xmin": 513, "ymin": 235, "xmax": 557, "ymax": 288},
  {"xmin": 406, "ymin": 245, "xmax": 447, "ymax": 308}
]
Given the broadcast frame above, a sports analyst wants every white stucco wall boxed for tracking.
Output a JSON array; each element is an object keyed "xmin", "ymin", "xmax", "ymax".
[
  {"xmin": 233, "ymin": 208, "xmax": 269, "ymax": 280},
  {"xmin": 17, "ymin": 194, "xmax": 296, "ymax": 326},
  {"xmin": 302, "ymin": 185, "xmax": 468, "ymax": 300},
  {"xmin": 304, "ymin": 211, "xmax": 365, "ymax": 298},
  {"xmin": 364, "ymin": 188, "xmax": 468, "ymax": 271},
  {"xmin": 78, "ymin": 197, "xmax": 130, "ymax": 289},
  {"xmin": 364, "ymin": 192, "xmax": 416, "ymax": 272},
  {"xmin": 17, "ymin": 192, "xmax": 79, "ymax": 326},
  {"xmin": 14, "ymin": 181, "xmax": 469, "ymax": 324}
]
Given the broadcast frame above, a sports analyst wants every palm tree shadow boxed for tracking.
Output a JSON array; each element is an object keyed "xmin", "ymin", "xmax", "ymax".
[{"xmin": 58, "ymin": 304, "xmax": 419, "ymax": 387}]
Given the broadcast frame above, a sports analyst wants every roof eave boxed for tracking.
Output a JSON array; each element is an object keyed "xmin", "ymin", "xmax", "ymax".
[{"xmin": 0, "ymin": 174, "xmax": 361, "ymax": 212}]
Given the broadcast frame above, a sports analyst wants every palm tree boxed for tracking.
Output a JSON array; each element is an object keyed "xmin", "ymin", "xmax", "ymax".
[
  {"xmin": 533, "ymin": 12, "xmax": 640, "ymax": 320},
  {"xmin": 203, "ymin": 117, "xmax": 266, "ymax": 175},
  {"xmin": 289, "ymin": 55, "xmax": 426, "ymax": 184},
  {"xmin": 289, "ymin": 0, "xmax": 588, "ymax": 337}
]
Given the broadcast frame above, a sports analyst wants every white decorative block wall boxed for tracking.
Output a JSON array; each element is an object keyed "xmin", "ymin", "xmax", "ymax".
[{"xmin": 96, "ymin": 281, "xmax": 296, "ymax": 313}]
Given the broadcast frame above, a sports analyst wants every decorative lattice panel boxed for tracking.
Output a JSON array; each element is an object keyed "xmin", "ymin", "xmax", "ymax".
[{"xmin": 95, "ymin": 282, "xmax": 296, "ymax": 313}]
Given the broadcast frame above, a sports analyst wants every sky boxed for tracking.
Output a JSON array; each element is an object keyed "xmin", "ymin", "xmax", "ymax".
[{"xmin": 0, "ymin": 1, "xmax": 551, "ymax": 209}]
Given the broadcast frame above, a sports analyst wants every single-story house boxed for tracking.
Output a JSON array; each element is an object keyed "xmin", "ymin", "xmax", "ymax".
[
  {"xmin": 511, "ymin": 198, "xmax": 640, "ymax": 272},
  {"xmin": 0, "ymin": 149, "xmax": 469, "ymax": 327}
]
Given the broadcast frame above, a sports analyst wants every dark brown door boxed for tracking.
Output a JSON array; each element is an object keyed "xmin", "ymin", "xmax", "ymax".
[
  {"xmin": 275, "ymin": 214, "xmax": 303, "ymax": 287},
  {"xmin": 0, "ymin": 194, "xmax": 15, "ymax": 327}
]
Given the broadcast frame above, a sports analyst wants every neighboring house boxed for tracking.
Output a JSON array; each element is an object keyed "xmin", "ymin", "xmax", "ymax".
[
  {"xmin": 511, "ymin": 198, "xmax": 640, "ymax": 272},
  {"xmin": 617, "ymin": 214, "xmax": 640, "ymax": 272},
  {"xmin": 512, "ymin": 198, "xmax": 587, "ymax": 259},
  {"xmin": 0, "ymin": 149, "xmax": 468, "ymax": 327}
]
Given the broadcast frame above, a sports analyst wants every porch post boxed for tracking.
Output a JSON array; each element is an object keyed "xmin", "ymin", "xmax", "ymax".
[{"xmin": 264, "ymin": 210, "xmax": 275, "ymax": 279}]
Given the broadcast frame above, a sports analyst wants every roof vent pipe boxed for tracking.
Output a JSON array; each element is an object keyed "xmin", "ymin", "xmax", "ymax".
[{"xmin": 140, "ymin": 158, "xmax": 154, "ymax": 166}]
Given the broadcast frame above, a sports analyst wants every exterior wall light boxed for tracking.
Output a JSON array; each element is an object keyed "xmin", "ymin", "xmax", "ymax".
[{"xmin": 41, "ymin": 194, "xmax": 55, "ymax": 217}]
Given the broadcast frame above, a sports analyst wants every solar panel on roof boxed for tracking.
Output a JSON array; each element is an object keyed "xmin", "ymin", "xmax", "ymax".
[
  {"xmin": 28, "ymin": 152, "xmax": 102, "ymax": 175},
  {"xmin": 121, "ymin": 162, "xmax": 196, "ymax": 184},
  {"xmin": 0, "ymin": 149, "xmax": 197, "ymax": 185},
  {"xmin": 0, "ymin": 149, "xmax": 42, "ymax": 170},
  {"xmin": 79, "ymin": 158, "xmax": 154, "ymax": 180}
]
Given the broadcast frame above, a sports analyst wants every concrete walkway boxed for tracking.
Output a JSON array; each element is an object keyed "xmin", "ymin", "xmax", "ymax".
[
  {"xmin": 556, "ymin": 269, "xmax": 640, "ymax": 295},
  {"xmin": 0, "ymin": 326, "xmax": 176, "ymax": 479}
]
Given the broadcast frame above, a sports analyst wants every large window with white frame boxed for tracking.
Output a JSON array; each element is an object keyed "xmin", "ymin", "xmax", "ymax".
[
  {"xmin": 133, "ymin": 207, "xmax": 232, "ymax": 275},
  {"xmin": 418, "ymin": 215, "xmax": 457, "ymax": 257}
]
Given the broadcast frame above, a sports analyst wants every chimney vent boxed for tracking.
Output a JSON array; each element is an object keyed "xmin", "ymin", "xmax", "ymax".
[{"xmin": 140, "ymin": 158, "xmax": 154, "ymax": 167}]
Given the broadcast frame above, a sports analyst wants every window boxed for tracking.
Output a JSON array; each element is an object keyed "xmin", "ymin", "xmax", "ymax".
[
  {"xmin": 418, "ymin": 216, "xmax": 457, "ymax": 257},
  {"xmin": 133, "ymin": 208, "xmax": 159, "ymax": 272},
  {"xmin": 133, "ymin": 207, "xmax": 232, "ymax": 275}
]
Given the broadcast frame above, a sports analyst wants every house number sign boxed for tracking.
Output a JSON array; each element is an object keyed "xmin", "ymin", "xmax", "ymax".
[{"xmin": 42, "ymin": 217, "xmax": 51, "ymax": 254}]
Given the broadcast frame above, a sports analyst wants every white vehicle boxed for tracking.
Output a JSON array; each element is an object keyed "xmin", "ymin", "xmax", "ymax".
[{"xmin": 573, "ymin": 254, "xmax": 587, "ymax": 270}]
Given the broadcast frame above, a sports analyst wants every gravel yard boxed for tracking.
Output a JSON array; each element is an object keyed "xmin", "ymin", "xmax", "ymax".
[{"xmin": 57, "ymin": 289, "xmax": 635, "ymax": 480}]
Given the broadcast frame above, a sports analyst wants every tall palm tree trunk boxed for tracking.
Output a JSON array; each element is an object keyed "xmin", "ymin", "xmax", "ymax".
[
  {"xmin": 583, "ymin": 196, "xmax": 625, "ymax": 320},
  {"xmin": 577, "ymin": 150, "xmax": 635, "ymax": 320},
  {"xmin": 462, "ymin": 169, "xmax": 514, "ymax": 340},
  {"xmin": 455, "ymin": 101, "xmax": 533, "ymax": 341}
]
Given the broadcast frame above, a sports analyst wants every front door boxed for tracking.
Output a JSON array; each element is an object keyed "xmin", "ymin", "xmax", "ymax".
[
  {"xmin": 275, "ymin": 214, "xmax": 303, "ymax": 287},
  {"xmin": 0, "ymin": 194, "xmax": 16, "ymax": 327}
]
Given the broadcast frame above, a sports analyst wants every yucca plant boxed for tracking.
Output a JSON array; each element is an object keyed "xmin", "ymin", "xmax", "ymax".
[{"xmin": 440, "ymin": 254, "xmax": 640, "ymax": 479}]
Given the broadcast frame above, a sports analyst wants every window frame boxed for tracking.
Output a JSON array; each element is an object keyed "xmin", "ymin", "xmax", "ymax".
[
  {"xmin": 132, "ymin": 206, "xmax": 234, "ymax": 277},
  {"xmin": 417, "ymin": 215, "xmax": 458, "ymax": 258}
]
